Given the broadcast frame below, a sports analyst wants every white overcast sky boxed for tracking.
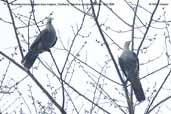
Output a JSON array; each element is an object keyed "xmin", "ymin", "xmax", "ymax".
[{"xmin": 0, "ymin": 0, "xmax": 171, "ymax": 114}]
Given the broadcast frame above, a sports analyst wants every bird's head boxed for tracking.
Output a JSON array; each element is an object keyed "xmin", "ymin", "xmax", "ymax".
[
  {"xmin": 47, "ymin": 17, "xmax": 54, "ymax": 24},
  {"xmin": 124, "ymin": 41, "xmax": 131, "ymax": 50}
]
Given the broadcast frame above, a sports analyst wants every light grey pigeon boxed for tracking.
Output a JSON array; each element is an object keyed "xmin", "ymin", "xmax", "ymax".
[
  {"xmin": 21, "ymin": 17, "xmax": 57, "ymax": 70},
  {"xmin": 118, "ymin": 41, "xmax": 145, "ymax": 102}
]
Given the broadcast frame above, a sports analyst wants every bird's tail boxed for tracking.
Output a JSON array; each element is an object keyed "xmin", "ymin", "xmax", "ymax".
[
  {"xmin": 21, "ymin": 50, "xmax": 38, "ymax": 70},
  {"xmin": 131, "ymin": 77, "xmax": 145, "ymax": 102}
]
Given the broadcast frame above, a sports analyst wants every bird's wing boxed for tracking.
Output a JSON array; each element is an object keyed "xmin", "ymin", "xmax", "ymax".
[
  {"xmin": 30, "ymin": 29, "xmax": 48, "ymax": 50},
  {"xmin": 119, "ymin": 51, "xmax": 139, "ymax": 77},
  {"xmin": 51, "ymin": 36, "xmax": 57, "ymax": 47},
  {"xmin": 132, "ymin": 52, "xmax": 139, "ymax": 74},
  {"xmin": 118, "ymin": 56, "xmax": 128, "ymax": 76}
]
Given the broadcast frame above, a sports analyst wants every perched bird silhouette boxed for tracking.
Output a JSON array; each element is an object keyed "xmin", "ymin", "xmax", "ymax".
[
  {"xmin": 118, "ymin": 41, "xmax": 145, "ymax": 102},
  {"xmin": 21, "ymin": 17, "xmax": 57, "ymax": 70}
]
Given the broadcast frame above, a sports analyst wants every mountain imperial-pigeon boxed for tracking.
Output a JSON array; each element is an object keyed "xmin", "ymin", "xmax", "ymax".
[
  {"xmin": 21, "ymin": 17, "xmax": 57, "ymax": 70},
  {"xmin": 118, "ymin": 41, "xmax": 145, "ymax": 102}
]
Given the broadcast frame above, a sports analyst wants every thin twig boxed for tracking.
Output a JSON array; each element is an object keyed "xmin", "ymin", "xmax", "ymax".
[
  {"xmin": 49, "ymin": 50, "xmax": 65, "ymax": 109},
  {"xmin": 148, "ymin": 95, "xmax": 171, "ymax": 113},
  {"xmin": 61, "ymin": 13, "xmax": 86, "ymax": 74},
  {"xmin": 137, "ymin": 0, "xmax": 160, "ymax": 55},
  {"xmin": 101, "ymin": 0, "xmax": 131, "ymax": 27},
  {"xmin": 6, "ymin": 0, "xmax": 24, "ymax": 58},
  {"xmin": 89, "ymin": 0, "xmax": 132, "ymax": 113},
  {"xmin": 145, "ymin": 69, "xmax": 171, "ymax": 113},
  {"xmin": 0, "ymin": 51, "xmax": 67, "ymax": 114},
  {"xmin": 131, "ymin": 0, "xmax": 139, "ymax": 51},
  {"xmin": 38, "ymin": 54, "xmax": 111, "ymax": 114}
]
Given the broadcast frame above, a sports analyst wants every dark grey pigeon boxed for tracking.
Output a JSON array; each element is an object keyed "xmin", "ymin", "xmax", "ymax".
[
  {"xmin": 22, "ymin": 17, "xmax": 57, "ymax": 70},
  {"xmin": 119, "ymin": 41, "xmax": 145, "ymax": 102}
]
